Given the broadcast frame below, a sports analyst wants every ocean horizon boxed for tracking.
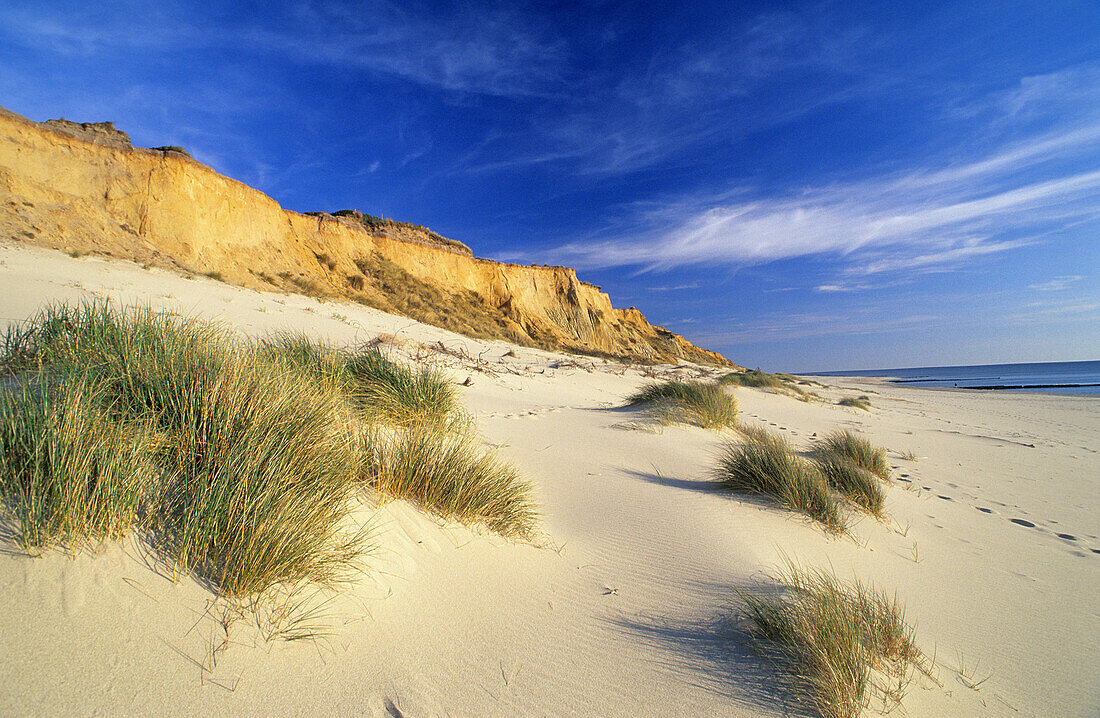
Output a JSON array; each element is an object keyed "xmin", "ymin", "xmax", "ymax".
[{"xmin": 803, "ymin": 359, "xmax": 1100, "ymax": 395}]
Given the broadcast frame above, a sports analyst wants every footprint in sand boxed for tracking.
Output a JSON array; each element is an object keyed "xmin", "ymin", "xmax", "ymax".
[
  {"xmin": 976, "ymin": 507, "xmax": 994, "ymax": 514},
  {"xmin": 1056, "ymin": 533, "xmax": 1077, "ymax": 541},
  {"xmin": 1010, "ymin": 518, "xmax": 1036, "ymax": 528},
  {"xmin": 937, "ymin": 495, "xmax": 953, "ymax": 501}
]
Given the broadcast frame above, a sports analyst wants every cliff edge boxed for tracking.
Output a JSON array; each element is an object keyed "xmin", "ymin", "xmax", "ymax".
[{"xmin": 0, "ymin": 106, "xmax": 733, "ymax": 366}]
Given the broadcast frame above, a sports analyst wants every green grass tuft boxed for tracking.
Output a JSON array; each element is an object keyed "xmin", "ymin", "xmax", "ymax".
[
  {"xmin": 148, "ymin": 352, "xmax": 365, "ymax": 597},
  {"xmin": 818, "ymin": 431, "xmax": 890, "ymax": 480},
  {"xmin": 626, "ymin": 380, "xmax": 737, "ymax": 429},
  {"xmin": 0, "ymin": 303, "xmax": 364, "ymax": 596},
  {"xmin": 344, "ymin": 348, "xmax": 461, "ymax": 431},
  {"xmin": 737, "ymin": 563, "xmax": 926, "ymax": 718},
  {"xmin": 259, "ymin": 334, "xmax": 462, "ymax": 432},
  {"xmin": 720, "ymin": 369, "xmax": 790, "ymax": 390},
  {"xmin": 812, "ymin": 450, "xmax": 885, "ymax": 518},
  {"xmin": 715, "ymin": 430, "xmax": 845, "ymax": 532},
  {"xmin": 837, "ymin": 396, "xmax": 871, "ymax": 411},
  {"xmin": 366, "ymin": 428, "xmax": 537, "ymax": 539},
  {"xmin": 0, "ymin": 375, "xmax": 156, "ymax": 548},
  {"xmin": 0, "ymin": 301, "xmax": 535, "ymax": 604}
]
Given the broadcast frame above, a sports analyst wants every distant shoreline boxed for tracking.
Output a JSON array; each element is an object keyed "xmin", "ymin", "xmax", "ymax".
[{"xmin": 801, "ymin": 359, "xmax": 1100, "ymax": 396}]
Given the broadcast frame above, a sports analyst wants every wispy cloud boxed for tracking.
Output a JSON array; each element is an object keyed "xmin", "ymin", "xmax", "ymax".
[
  {"xmin": 0, "ymin": 1, "xmax": 571, "ymax": 99},
  {"xmin": 453, "ymin": 11, "xmax": 877, "ymax": 176},
  {"xmin": 648, "ymin": 283, "xmax": 701, "ymax": 292},
  {"xmin": 684, "ymin": 311, "xmax": 940, "ymax": 344},
  {"xmin": 1028, "ymin": 275, "xmax": 1083, "ymax": 291},
  {"xmin": 547, "ymin": 104, "xmax": 1100, "ymax": 275},
  {"xmin": 1007, "ymin": 300, "xmax": 1099, "ymax": 323},
  {"xmin": 250, "ymin": 3, "xmax": 572, "ymax": 98}
]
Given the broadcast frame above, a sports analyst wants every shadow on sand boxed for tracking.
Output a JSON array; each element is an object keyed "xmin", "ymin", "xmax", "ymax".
[{"xmin": 603, "ymin": 577, "xmax": 812, "ymax": 717}]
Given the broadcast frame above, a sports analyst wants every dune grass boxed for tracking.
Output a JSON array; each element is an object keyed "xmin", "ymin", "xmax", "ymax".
[
  {"xmin": 812, "ymin": 451, "xmax": 885, "ymax": 518},
  {"xmin": 720, "ymin": 369, "xmax": 810, "ymax": 399},
  {"xmin": 344, "ymin": 347, "xmax": 460, "ymax": 430},
  {"xmin": 0, "ymin": 301, "xmax": 535, "ymax": 603},
  {"xmin": 735, "ymin": 420, "xmax": 778, "ymax": 445},
  {"xmin": 715, "ymin": 430, "xmax": 845, "ymax": 532},
  {"xmin": 366, "ymin": 428, "xmax": 537, "ymax": 539},
  {"xmin": 818, "ymin": 431, "xmax": 890, "ymax": 480},
  {"xmin": 626, "ymin": 380, "xmax": 738, "ymax": 429},
  {"xmin": 837, "ymin": 396, "xmax": 871, "ymax": 411},
  {"xmin": 0, "ymin": 375, "xmax": 156, "ymax": 548},
  {"xmin": 148, "ymin": 353, "xmax": 365, "ymax": 596},
  {"xmin": 720, "ymin": 369, "xmax": 790, "ymax": 390},
  {"xmin": 0, "ymin": 303, "xmax": 365, "ymax": 596},
  {"xmin": 737, "ymin": 563, "xmax": 926, "ymax": 718},
  {"xmin": 259, "ymin": 333, "xmax": 461, "ymax": 432}
]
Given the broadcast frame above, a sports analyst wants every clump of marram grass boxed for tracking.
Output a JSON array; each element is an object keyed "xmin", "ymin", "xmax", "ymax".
[
  {"xmin": 812, "ymin": 451, "xmax": 885, "ymax": 518},
  {"xmin": 259, "ymin": 334, "xmax": 461, "ymax": 432},
  {"xmin": 720, "ymin": 369, "xmax": 789, "ymax": 390},
  {"xmin": 1, "ymin": 301, "xmax": 535, "ymax": 604},
  {"xmin": 735, "ymin": 420, "xmax": 777, "ymax": 444},
  {"xmin": 715, "ymin": 429, "xmax": 845, "ymax": 532},
  {"xmin": 626, "ymin": 380, "xmax": 737, "ymax": 429},
  {"xmin": 150, "ymin": 353, "xmax": 366, "ymax": 597},
  {"xmin": 737, "ymin": 563, "xmax": 928, "ymax": 718},
  {"xmin": 720, "ymin": 369, "xmax": 811, "ymax": 400},
  {"xmin": 0, "ymin": 303, "xmax": 366, "ymax": 597},
  {"xmin": 344, "ymin": 347, "xmax": 460, "ymax": 430},
  {"xmin": 365, "ymin": 427, "xmax": 537, "ymax": 539},
  {"xmin": 818, "ymin": 431, "xmax": 890, "ymax": 480},
  {"xmin": 837, "ymin": 396, "xmax": 871, "ymax": 411},
  {"xmin": 0, "ymin": 375, "xmax": 157, "ymax": 549}
]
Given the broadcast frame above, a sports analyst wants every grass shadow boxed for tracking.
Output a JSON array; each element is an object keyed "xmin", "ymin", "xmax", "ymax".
[
  {"xmin": 622, "ymin": 468, "xmax": 726, "ymax": 495},
  {"xmin": 604, "ymin": 579, "xmax": 814, "ymax": 717}
]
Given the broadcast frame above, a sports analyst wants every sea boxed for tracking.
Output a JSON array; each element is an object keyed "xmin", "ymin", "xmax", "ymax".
[{"xmin": 805, "ymin": 360, "xmax": 1100, "ymax": 396}]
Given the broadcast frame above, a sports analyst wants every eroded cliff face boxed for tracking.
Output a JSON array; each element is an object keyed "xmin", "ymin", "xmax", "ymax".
[{"xmin": 0, "ymin": 107, "xmax": 733, "ymax": 366}]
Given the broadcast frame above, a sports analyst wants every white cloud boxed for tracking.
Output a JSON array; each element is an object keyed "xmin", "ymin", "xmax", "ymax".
[
  {"xmin": 683, "ymin": 311, "xmax": 940, "ymax": 344},
  {"xmin": 549, "ymin": 122, "xmax": 1100, "ymax": 275},
  {"xmin": 1028, "ymin": 275, "xmax": 1083, "ymax": 291},
  {"xmin": 1007, "ymin": 300, "xmax": 1099, "ymax": 323}
]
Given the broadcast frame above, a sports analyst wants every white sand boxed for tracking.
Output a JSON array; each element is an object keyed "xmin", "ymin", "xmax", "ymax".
[{"xmin": 1, "ymin": 244, "xmax": 1097, "ymax": 717}]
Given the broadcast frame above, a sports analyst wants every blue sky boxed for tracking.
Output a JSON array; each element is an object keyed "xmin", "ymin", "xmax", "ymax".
[{"xmin": 2, "ymin": 1, "xmax": 1098, "ymax": 371}]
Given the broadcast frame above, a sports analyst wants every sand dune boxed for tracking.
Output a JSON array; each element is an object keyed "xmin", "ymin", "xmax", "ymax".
[{"xmin": 1, "ymin": 243, "xmax": 1097, "ymax": 716}]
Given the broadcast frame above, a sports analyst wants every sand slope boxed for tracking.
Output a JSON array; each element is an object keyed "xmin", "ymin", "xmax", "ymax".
[{"xmin": 0, "ymin": 244, "xmax": 1097, "ymax": 717}]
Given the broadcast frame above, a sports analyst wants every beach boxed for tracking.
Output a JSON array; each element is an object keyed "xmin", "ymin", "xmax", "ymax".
[{"xmin": 1, "ymin": 243, "xmax": 1098, "ymax": 717}]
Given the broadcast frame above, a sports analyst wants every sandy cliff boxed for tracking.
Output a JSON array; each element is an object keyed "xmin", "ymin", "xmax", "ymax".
[{"xmin": 0, "ymin": 106, "xmax": 732, "ymax": 366}]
